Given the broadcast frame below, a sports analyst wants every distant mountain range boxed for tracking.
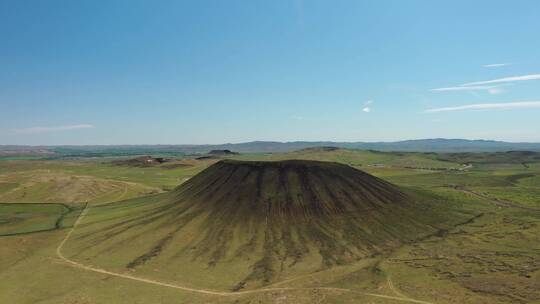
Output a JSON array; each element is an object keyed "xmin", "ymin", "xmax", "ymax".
[
  {"xmin": 188, "ymin": 139, "xmax": 540, "ymax": 153},
  {"xmin": 2, "ymin": 139, "xmax": 540, "ymax": 156}
]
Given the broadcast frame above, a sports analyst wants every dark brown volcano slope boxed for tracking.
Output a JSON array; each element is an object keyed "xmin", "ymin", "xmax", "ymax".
[
  {"xmin": 74, "ymin": 160, "xmax": 460, "ymax": 290},
  {"xmin": 173, "ymin": 159, "xmax": 407, "ymax": 221}
]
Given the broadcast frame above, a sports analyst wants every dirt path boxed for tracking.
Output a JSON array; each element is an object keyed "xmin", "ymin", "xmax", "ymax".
[
  {"xmin": 387, "ymin": 276, "xmax": 411, "ymax": 300},
  {"xmin": 55, "ymin": 205, "xmax": 434, "ymax": 303},
  {"xmin": 113, "ymin": 184, "xmax": 129, "ymax": 201},
  {"xmin": 453, "ymin": 186, "xmax": 540, "ymax": 212}
]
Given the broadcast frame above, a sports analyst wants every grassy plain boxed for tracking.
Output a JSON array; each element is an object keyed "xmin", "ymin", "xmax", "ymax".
[
  {"xmin": 0, "ymin": 203, "xmax": 70, "ymax": 236},
  {"xmin": 0, "ymin": 149, "xmax": 539, "ymax": 303}
]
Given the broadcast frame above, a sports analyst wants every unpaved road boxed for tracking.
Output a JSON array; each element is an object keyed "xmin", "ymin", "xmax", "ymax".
[
  {"xmin": 453, "ymin": 186, "xmax": 540, "ymax": 212},
  {"xmin": 387, "ymin": 276, "xmax": 413, "ymax": 300},
  {"xmin": 113, "ymin": 184, "xmax": 129, "ymax": 201},
  {"xmin": 56, "ymin": 205, "xmax": 433, "ymax": 303}
]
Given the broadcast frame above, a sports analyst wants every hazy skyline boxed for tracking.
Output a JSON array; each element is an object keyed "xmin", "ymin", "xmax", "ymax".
[{"xmin": 1, "ymin": 0, "xmax": 540, "ymax": 145}]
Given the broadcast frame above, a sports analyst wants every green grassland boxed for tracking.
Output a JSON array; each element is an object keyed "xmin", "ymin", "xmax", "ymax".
[
  {"xmin": 235, "ymin": 148, "xmax": 464, "ymax": 170},
  {"xmin": 0, "ymin": 203, "xmax": 69, "ymax": 235},
  {"xmin": 0, "ymin": 149, "xmax": 539, "ymax": 303},
  {"xmin": 0, "ymin": 202, "xmax": 86, "ymax": 237},
  {"xmin": 61, "ymin": 160, "xmax": 473, "ymax": 293},
  {"xmin": 0, "ymin": 158, "xmax": 216, "ymax": 205}
]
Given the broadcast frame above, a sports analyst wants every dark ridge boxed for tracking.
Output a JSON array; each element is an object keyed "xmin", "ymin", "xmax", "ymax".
[
  {"xmin": 296, "ymin": 146, "xmax": 341, "ymax": 152},
  {"xmin": 207, "ymin": 149, "xmax": 239, "ymax": 155},
  {"xmin": 111, "ymin": 155, "xmax": 170, "ymax": 167},
  {"xmin": 195, "ymin": 155, "xmax": 216, "ymax": 160},
  {"xmin": 173, "ymin": 159, "xmax": 407, "ymax": 220}
]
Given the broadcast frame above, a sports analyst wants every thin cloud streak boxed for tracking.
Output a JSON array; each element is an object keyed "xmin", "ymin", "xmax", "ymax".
[
  {"xmin": 431, "ymin": 85, "xmax": 504, "ymax": 95},
  {"xmin": 432, "ymin": 85, "xmax": 497, "ymax": 92},
  {"xmin": 291, "ymin": 115, "xmax": 305, "ymax": 121},
  {"xmin": 482, "ymin": 63, "xmax": 510, "ymax": 68},
  {"xmin": 462, "ymin": 74, "xmax": 540, "ymax": 86},
  {"xmin": 14, "ymin": 124, "xmax": 95, "ymax": 134},
  {"xmin": 425, "ymin": 101, "xmax": 540, "ymax": 113}
]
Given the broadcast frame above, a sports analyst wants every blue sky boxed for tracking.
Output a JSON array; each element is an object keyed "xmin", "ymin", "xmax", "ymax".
[{"xmin": 1, "ymin": 0, "xmax": 539, "ymax": 145}]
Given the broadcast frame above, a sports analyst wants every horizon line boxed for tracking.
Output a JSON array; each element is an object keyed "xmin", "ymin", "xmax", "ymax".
[{"xmin": 2, "ymin": 138, "xmax": 540, "ymax": 147}]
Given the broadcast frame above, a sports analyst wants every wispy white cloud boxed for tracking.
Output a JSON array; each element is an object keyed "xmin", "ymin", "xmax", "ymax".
[
  {"xmin": 431, "ymin": 85, "xmax": 504, "ymax": 95},
  {"xmin": 487, "ymin": 87, "xmax": 504, "ymax": 95},
  {"xmin": 482, "ymin": 63, "xmax": 510, "ymax": 68},
  {"xmin": 433, "ymin": 73, "xmax": 538, "ymax": 94},
  {"xmin": 14, "ymin": 124, "xmax": 95, "ymax": 134},
  {"xmin": 362, "ymin": 100, "xmax": 373, "ymax": 113},
  {"xmin": 431, "ymin": 85, "xmax": 492, "ymax": 92},
  {"xmin": 462, "ymin": 74, "xmax": 540, "ymax": 86},
  {"xmin": 425, "ymin": 101, "xmax": 540, "ymax": 113}
]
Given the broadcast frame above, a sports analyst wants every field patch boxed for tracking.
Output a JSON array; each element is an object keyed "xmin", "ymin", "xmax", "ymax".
[
  {"xmin": 0, "ymin": 203, "xmax": 72, "ymax": 236},
  {"xmin": 0, "ymin": 170, "xmax": 161, "ymax": 205},
  {"xmin": 0, "ymin": 182, "xmax": 19, "ymax": 193}
]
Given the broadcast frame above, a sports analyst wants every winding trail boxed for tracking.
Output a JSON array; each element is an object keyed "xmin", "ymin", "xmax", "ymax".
[
  {"xmin": 113, "ymin": 183, "xmax": 129, "ymax": 202},
  {"xmin": 55, "ymin": 204, "xmax": 433, "ymax": 303},
  {"xmin": 387, "ymin": 276, "xmax": 411, "ymax": 300},
  {"xmin": 453, "ymin": 186, "xmax": 540, "ymax": 212}
]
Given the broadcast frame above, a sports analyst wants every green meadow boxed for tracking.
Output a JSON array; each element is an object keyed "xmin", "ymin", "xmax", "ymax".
[{"xmin": 1, "ymin": 149, "xmax": 539, "ymax": 304}]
